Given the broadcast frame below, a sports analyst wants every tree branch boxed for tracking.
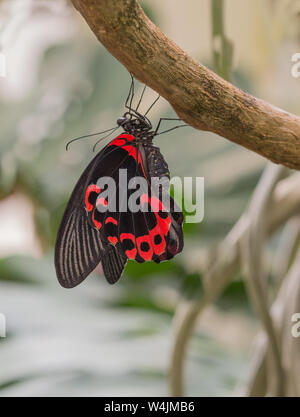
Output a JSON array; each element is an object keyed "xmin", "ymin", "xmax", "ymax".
[
  {"xmin": 241, "ymin": 164, "xmax": 285, "ymax": 396},
  {"xmin": 169, "ymin": 170, "xmax": 300, "ymax": 396},
  {"xmin": 71, "ymin": 0, "xmax": 300, "ymax": 170}
]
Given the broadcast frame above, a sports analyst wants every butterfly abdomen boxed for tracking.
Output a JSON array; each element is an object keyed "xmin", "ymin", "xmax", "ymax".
[{"xmin": 145, "ymin": 145, "xmax": 170, "ymax": 180}]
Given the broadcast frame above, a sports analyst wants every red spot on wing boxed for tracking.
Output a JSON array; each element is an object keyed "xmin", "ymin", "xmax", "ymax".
[
  {"xmin": 136, "ymin": 235, "xmax": 153, "ymax": 261},
  {"xmin": 92, "ymin": 211, "xmax": 102, "ymax": 230},
  {"xmin": 155, "ymin": 212, "xmax": 171, "ymax": 236},
  {"xmin": 149, "ymin": 225, "xmax": 166, "ymax": 256},
  {"xmin": 107, "ymin": 134, "xmax": 146, "ymax": 167},
  {"xmin": 129, "ymin": 147, "xmax": 137, "ymax": 160},
  {"xmin": 141, "ymin": 193, "xmax": 150, "ymax": 206},
  {"xmin": 150, "ymin": 195, "xmax": 165, "ymax": 212},
  {"xmin": 112, "ymin": 138, "xmax": 125, "ymax": 146},
  {"xmin": 109, "ymin": 134, "xmax": 135, "ymax": 148},
  {"xmin": 120, "ymin": 232, "xmax": 137, "ymax": 260},
  {"xmin": 108, "ymin": 134, "xmax": 147, "ymax": 180},
  {"xmin": 105, "ymin": 216, "xmax": 118, "ymax": 225},
  {"xmin": 85, "ymin": 184, "xmax": 100, "ymax": 212},
  {"xmin": 108, "ymin": 236, "xmax": 118, "ymax": 245},
  {"xmin": 96, "ymin": 197, "xmax": 108, "ymax": 207},
  {"xmin": 135, "ymin": 149, "xmax": 147, "ymax": 177},
  {"xmin": 149, "ymin": 195, "xmax": 171, "ymax": 236},
  {"xmin": 128, "ymin": 194, "xmax": 171, "ymax": 260},
  {"xmin": 120, "ymin": 144, "xmax": 139, "ymax": 160},
  {"xmin": 126, "ymin": 248, "xmax": 137, "ymax": 259}
]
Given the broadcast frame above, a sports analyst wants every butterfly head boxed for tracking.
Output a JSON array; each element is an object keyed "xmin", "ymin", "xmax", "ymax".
[{"xmin": 117, "ymin": 112, "xmax": 152, "ymax": 135}]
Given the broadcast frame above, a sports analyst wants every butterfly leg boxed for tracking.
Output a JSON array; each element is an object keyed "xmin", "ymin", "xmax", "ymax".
[
  {"xmin": 136, "ymin": 85, "xmax": 147, "ymax": 112},
  {"xmin": 144, "ymin": 93, "xmax": 160, "ymax": 116},
  {"xmin": 154, "ymin": 118, "xmax": 187, "ymax": 136},
  {"xmin": 125, "ymin": 73, "xmax": 135, "ymax": 110},
  {"xmin": 125, "ymin": 75, "xmax": 145, "ymax": 118},
  {"xmin": 124, "ymin": 76, "xmax": 153, "ymax": 127}
]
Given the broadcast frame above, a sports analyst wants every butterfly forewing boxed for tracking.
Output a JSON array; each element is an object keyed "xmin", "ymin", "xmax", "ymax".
[{"xmin": 55, "ymin": 142, "xmax": 128, "ymax": 287}]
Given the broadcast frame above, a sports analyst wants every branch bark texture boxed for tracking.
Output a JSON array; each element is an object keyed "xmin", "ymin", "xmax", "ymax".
[{"xmin": 72, "ymin": 0, "xmax": 300, "ymax": 170}]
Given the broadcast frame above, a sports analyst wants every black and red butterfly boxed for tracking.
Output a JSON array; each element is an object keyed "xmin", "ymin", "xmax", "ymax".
[{"xmin": 55, "ymin": 77, "xmax": 184, "ymax": 287}]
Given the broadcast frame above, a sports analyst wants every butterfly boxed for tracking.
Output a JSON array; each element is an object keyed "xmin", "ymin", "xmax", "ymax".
[{"xmin": 55, "ymin": 77, "xmax": 185, "ymax": 287}]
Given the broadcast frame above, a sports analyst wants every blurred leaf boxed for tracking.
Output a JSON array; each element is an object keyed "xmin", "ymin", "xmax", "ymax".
[
  {"xmin": 0, "ymin": 255, "xmax": 52, "ymax": 284},
  {"xmin": 112, "ymin": 291, "xmax": 174, "ymax": 315},
  {"xmin": 217, "ymin": 279, "xmax": 250, "ymax": 312},
  {"xmin": 180, "ymin": 272, "xmax": 203, "ymax": 300},
  {"xmin": 124, "ymin": 258, "xmax": 182, "ymax": 280}
]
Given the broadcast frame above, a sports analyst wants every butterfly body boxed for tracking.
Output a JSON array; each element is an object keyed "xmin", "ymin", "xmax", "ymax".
[{"xmin": 55, "ymin": 106, "xmax": 184, "ymax": 288}]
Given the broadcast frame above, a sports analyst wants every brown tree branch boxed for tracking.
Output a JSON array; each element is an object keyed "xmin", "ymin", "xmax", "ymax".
[{"xmin": 71, "ymin": 0, "xmax": 300, "ymax": 170}]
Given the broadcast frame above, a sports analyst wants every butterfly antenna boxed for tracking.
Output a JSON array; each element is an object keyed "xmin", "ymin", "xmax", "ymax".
[
  {"xmin": 66, "ymin": 127, "xmax": 117, "ymax": 150},
  {"xmin": 92, "ymin": 126, "xmax": 119, "ymax": 152},
  {"xmin": 144, "ymin": 93, "xmax": 160, "ymax": 117},
  {"xmin": 136, "ymin": 85, "xmax": 146, "ymax": 112}
]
